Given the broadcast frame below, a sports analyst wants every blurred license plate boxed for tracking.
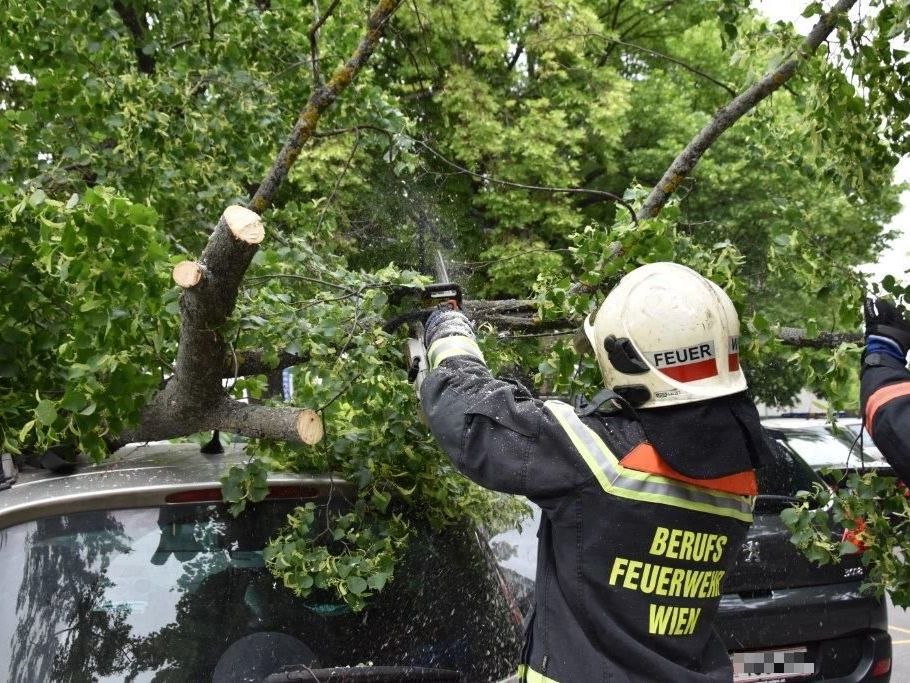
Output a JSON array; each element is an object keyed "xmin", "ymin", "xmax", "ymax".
[{"xmin": 731, "ymin": 647, "xmax": 814, "ymax": 682}]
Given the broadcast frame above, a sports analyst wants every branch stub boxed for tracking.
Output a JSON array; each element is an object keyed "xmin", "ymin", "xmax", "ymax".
[
  {"xmin": 172, "ymin": 260, "xmax": 204, "ymax": 288},
  {"xmin": 223, "ymin": 205, "xmax": 265, "ymax": 244}
]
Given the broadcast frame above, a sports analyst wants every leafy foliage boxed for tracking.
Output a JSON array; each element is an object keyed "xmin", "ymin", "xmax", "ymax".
[
  {"xmin": 2, "ymin": 0, "xmax": 909, "ymax": 607},
  {"xmin": 0, "ymin": 186, "xmax": 176, "ymax": 459},
  {"xmin": 782, "ymin": 471, "xmax": 910, "ymax": 608},
  {"xmin": 264, "ymin": 502, "xmax": 407, "ymax": 612}
]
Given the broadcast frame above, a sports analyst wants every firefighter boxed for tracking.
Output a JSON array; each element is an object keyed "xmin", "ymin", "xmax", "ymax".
[
  {"xmin": 420, "ymin": 262, "xmax": 772, "ymax": 682},
  {"xmin": 860, "ymin": 296, "xmax": 910, "ymax": 484}
]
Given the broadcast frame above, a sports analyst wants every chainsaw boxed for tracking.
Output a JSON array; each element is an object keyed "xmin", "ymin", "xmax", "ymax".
[{"xmin": 383, "ymin": 250, "xmax": 462, "ymax": 399}]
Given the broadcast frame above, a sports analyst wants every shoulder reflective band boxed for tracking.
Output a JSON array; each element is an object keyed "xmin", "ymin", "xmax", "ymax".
[
  {"xmin": 865, "ymin": 382, "xmax": 910, "ymax": 433},
  {"xmin": 621, "ymin": 443, "xmax": 757, "ymax": 496},
  {"xmin": 544, "ymin": 401, "xmax": 753, "ymax": 523},
  {"xmin": 427, "ymin": 335, "xmax": 486, "ymax": 369},
  {"xmin": 517, "ymin": 665, "xmax": 560, "ymax": 683}
]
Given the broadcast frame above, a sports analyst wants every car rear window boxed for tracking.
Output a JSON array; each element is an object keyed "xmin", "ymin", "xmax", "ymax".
[
  {"xmin": 755, "ymin": 432, "xmax": 823, "ymax": 513},
  {"xmin": 0, "ymin": 501, "xmax": 519, "ymax": 682},
  {"xmin": 767, "ymin": 425, "xmax": 885, "ymax": 470}
]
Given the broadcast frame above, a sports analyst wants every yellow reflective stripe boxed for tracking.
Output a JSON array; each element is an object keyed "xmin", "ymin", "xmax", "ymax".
[
  {"xmin": 427, "ymin": 335, "xmax": 485, "ymax": 369},
  {"xmin": 517, "ymin": 665, "xmax": 560, "ymax": 683},
  {"xmin": 544, "ymin": 401, "xmax": 620, "ymax": 491},
  {"xmin": 600, "ymin": 484, "xmax": 753, "ymax": 522},
  {"xmin": 617, "ymin": 464, "xmax": 753, "ymax": 504},
  {"xmin": 543, "ymin": 401, "xmax": 754, "ymax": 523}
]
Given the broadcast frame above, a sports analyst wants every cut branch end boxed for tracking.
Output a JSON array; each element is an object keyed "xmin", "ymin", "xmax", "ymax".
[
  {"xmin": 223, "ymin": 205, "xmax": 265, "ymax": 244},
  {"xmin": 172, "ymin": 261, "xmax": 205, "ymax": 288},
  {"xmin": 297, "ymin": 409, "xmax": 324, "ymax": 445}
]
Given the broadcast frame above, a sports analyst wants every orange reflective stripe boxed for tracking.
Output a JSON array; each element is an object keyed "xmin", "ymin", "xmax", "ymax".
[
  {"xmin": 620, "ymin": 443, "xmax": 757, "ymax": 496},
  {"xmin": 866, "ymin": 382, "xmax": 910, "ymax": 432}
]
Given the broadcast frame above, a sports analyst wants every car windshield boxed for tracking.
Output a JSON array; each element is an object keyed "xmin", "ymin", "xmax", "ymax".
[{"xmin": 0, "ymin": 501, "xmax": 519, "ymax": 682}]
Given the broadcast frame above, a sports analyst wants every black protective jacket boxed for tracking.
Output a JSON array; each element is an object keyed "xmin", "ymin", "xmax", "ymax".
[
  {"xmin": 421, "ymin": 335, "xmax": 764, "ymax": 683},
  {"xmin": 861, "ymin": 353, "xmax": 910, "ymax": 483}
]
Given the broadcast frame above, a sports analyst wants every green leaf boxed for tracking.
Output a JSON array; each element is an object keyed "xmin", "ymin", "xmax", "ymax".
[
  {"xmin": 367, "ymin": 572, "xmax": 389, "ymax": 590},
  {"xmin": 346, "ymin": 575, "xmax": 368, "ymax": 595},
  {"xmin": 28, "ymin": 189, "xmax": 46, "ymax": 206},
  {"xmin": 780, "ymin": 507, "xmax": 800, "ymax": 527},
  {"xmin": 18, "ymin": 420, "xmax": 36, "ymax": 442},
  {"xmin": 839, "ymin": 541, "xmax": 859, "ymax": 555},
  {"xmin": 801, "ymin": 2, "xmax": 823, "ymax": 18},
  {"xmin": 35, "ymin": 400, "xmax": 58, "ymax": 426},
  {"xmin": 79, "ymin": 299, "xmax": 103, "ymax": 312}
]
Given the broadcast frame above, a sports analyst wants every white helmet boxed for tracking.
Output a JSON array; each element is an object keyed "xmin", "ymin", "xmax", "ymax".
[{"xmin": 583, "ymin": 262, "xmax": 746, "ymax": 408}]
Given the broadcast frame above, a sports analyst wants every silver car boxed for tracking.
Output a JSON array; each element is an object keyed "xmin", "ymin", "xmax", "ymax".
[{"xmin": 0, "ymin": 444, "xmax": 522, "ymax": 682}]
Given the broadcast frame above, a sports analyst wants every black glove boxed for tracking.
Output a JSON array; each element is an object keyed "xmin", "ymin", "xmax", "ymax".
[
  {"xmin": 424, "ymin": 306, "xmax": 475, "ymax": 348},
  {"xmin": 864, "ymin": 297, "xmax": 910, "ymax": 354}
]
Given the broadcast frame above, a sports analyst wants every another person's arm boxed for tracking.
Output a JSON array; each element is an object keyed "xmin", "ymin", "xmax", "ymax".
[{"xmin": 861, "ymin": 297, "xmax": 910, "ymax": 483}]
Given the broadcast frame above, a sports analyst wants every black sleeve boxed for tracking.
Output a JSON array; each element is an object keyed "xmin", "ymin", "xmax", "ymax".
[
  {"xmin": 861, "ymin": 357, "xmax": 910, "ymax": 484},
  {"xmin": 419, "ymin": 346, "xmax": 589, "ymax": 499}
]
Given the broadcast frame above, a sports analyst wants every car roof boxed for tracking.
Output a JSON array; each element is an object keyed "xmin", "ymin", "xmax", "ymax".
[
  {"xmin": 761, "ymin": 417, "xmax": 845, "ymax": 429},
  {"xmin": 0, "ymin": 442, "xmax": 351, "ymax": 530}
]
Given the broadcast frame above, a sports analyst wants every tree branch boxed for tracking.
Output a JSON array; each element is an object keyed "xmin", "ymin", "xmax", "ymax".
[
  {"xmin": 616, "ymin": 0, "xmax": 680, "ymax": 40},
  {"xmin": 206, "ymin": 0, "xmax": 215, "ymax": 42},
  {"xmin": 318, "ymin": 130, "xmax": 362, "ymax": 229},
  {"xmin": 606, "ymin": 37, "xmax": 736, "ymax": 96},
  {"xmin": 465, "ymin": 300, "xmax": 861, "ymax": 350},
  {"xmin": 309, "ymin": 0, "xmax": 342, "ymax": 87},
  {"xmin": 112, "ymin": 1, "xmax": 156, "ymax": 75},
  {"xmin": 249, "ymin": 0, "xmax": 404, "ymax": 213},
  {"xmin": 776, "ymin": 328, "xmax": 862, "ymax": 349},
  {"xmin": 409, "ymin": 137, "xmax": 639, "ymax": 224},
  {"xmin": 119, "ymin": 208, "xmax": 315, "ymax": 445},
  {"xmin": 638, "ymin": 0, "xmax": 857, "ymax": 219},
  {"xmin": 212, "ymin": 399, "xmax": 324, "ymax": 444},
  {"xmin": 310, "ymin": 125, "xmax": 637, "ymax": 221},
  {"xmin": 507, "ymin": 42, "xmax": 525, "ymax": 70},
  {"xmin": 226, "ymin": 350, "xmax": 312, "ymax": 378},
  {"xmin": 111, "ymin": 1, "xmax": 404, "ymax": 449}
]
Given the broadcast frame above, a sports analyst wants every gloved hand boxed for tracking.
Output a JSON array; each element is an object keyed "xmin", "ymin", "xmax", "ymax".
[
  {"xmin": 864, "ymin": 297, "xmax": 910, "ymax": 361},
  {"xmin": 424, "ymin": 304, "xmax": 475, "ymax": 349}
]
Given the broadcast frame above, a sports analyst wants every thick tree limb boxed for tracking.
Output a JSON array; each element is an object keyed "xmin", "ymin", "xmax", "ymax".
[
  {"xmin": 112, "ymin": 0, "xmax": 156, "ymax": 75},
  {"xmin": 466, "ymin": 299, "xmax": 861, "ymax": 350},
  {"xmin": 121, "ymin": 207, "xmax": 324, "ymax": 445},
  {"xmin": 124, "ymin": 207, "xmax": 275, "ymax": 438},
  {"xmin": 119, "ymin": 0, "xmax": 402, "ymax": 449},
  {"xmin": 211, "ymin": 400, "xmax": 324, "ymax": 444},
  {"xmin": 465, "ymin": 299, "xmax": 538, "ymax": 315},
  {"xmin": 249, "ymin": 0, "xmax": 404, "ymax": 213},
  {"xmin": 638, "ymin": 0, "xmax": 858, "ymax": 219}
]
